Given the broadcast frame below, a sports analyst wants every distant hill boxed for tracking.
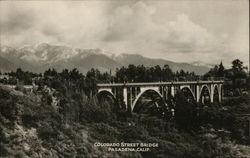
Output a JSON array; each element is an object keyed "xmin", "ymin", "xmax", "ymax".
[
  {"xmin": 115, "ymin": 54, "xmax": 209, "ymax": 75},
  {"xmin": 0, "ymin": 56, "xmax": 17, "ymax": 72},
  {"xmin": 0, "ymin": 43, "xmax": 209, "ymax": 75}
]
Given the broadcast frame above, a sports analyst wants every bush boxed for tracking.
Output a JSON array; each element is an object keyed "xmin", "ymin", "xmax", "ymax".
[
  {"xmin": 37, "ymin": 123, "xmax": 59, "ymax": 141},
  {"xmin": 0, "ymin": 89, "xmax": 17, "ymax": 121},
  {"xmin": 0, "ymin": 143, "xmax": 9, "ymax": 157},
  {"xmin": 80, "ymin": 97, "xmax": 117, "ymax": 123},
  {"xmin": 174, "ymin": 91, "xmax": 198, "ymax": 130},
  {"xmin": 90, "ymin": 123, "xmax": 120, "ymax": 142},
  {"xmin": 122, "ymin": 125, "xmax": 149, "ymax": 142}
]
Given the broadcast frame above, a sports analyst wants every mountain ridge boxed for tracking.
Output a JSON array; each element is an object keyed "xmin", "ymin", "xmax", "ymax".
[{"xmin": 0, "ymin": 43, "xmax": 210, "ymax": 75}]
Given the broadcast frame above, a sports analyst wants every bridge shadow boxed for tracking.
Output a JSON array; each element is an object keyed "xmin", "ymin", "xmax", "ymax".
[
  {"xmin": 133, "ymin": 90, "xmax": 169, "ymax": 118},
  {"xmin": 199, "ymin": 86, "xmax": 211, "ymax": 105},
  {"xmin": 96, "ymin": 91, "xmax": 116, "ymax": 106},
  {"xmin": 180, "ymin": 87, "xmax": 196, "ymax": 104},
  {"xmin": 213, "ymin": 86, "xmax": 220, "ymax": 103}
]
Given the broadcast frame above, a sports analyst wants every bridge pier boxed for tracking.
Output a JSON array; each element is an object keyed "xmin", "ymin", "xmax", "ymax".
[
  {"xmin": 219, "ymin": 84, "xmax": 222, "ymax": 102},
  {"xmin": 210, "ymin": 85, "xmax": 214, "ymax": 103},
  {"xmin": 196, "ymin": 85, "xmax": 200, "ymax": 102},
  {"xmin": 123, "ymin": 88, "xmax": 128, "ymax": 109},
  {"xmin": 129, "ymin": 87, "xmax": 133, "ymax": 111}
]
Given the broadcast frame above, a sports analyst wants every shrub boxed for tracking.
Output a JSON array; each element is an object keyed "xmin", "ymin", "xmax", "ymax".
[
  {"xmin": 37, "ymin": 123, "xmax": 59, "ymax": 141},
  {"xmin": 174, "ymin": 91, "xmax": 198, "ymax": 130},
  {"xmin": 80, "ymin": 97, "xmax": 117, "ymax": 123},
  {"xmin": 90, "ymin": 123, "xmax": 120, "ymax": 142},
  {"xmin": 0, "ymin": 89, "xmax": 17, "ymax": 121},
  {"xmin": 122, "ymin": 125, "xmax": 149, "ymax": 142}
]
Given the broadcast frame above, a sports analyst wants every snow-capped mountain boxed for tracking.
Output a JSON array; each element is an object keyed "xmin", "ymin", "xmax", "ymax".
[
  {"xmin": 0, "ymin": 43, "xmax": 210, "ymax": 74},
  {"xmin": 191, "ymin": 61, "xmax": 214, "ymax": 68}
]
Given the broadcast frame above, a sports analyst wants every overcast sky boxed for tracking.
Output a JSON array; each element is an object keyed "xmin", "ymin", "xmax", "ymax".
[{"xmin": 0, "ymin": 0, "xmax": 249, "ymax": 67}]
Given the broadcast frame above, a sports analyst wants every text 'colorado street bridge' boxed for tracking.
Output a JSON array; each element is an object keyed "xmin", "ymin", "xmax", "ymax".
[{"xmin": 97, "ymin": 80, "xmax": 224, "ymax": 112}]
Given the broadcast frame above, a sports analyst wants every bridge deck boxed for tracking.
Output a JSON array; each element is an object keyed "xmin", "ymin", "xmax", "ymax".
[{"xmin": 97, "ymin": 80, "xmax": 224, "ymax": 87}]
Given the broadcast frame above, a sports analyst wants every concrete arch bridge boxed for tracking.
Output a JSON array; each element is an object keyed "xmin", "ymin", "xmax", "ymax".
[{"xmin": 97, "ymin": 81, "xmax": 224, "ymax": 113}]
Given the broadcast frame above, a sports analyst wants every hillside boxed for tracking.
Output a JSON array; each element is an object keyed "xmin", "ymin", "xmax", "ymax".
[
  {"xmin": 115, "ymin": 54, "xmax": 209, "ymax": 75},
  {"xmin": 0, "ymin": 83, "xmax": 249, "ymax": 158},
  {"xmin": 0, "ymin": 44, "xmax": 209, "ymax": 75},
  {"xmin": 0, "ymin": 56, "xmax": 17, "ymax": 72},
  {"xmin": 0, "ymin": 85, "xmax": 122, "ymax": 158}
]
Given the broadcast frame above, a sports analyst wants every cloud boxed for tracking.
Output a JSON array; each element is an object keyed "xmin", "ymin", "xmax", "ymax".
[
  {"xmin": 0, "ymin": 1, "xmax": 109, "ymax": 46},
  {"xmin": 0, "ymin": 3, "xmax": 35, "ymax": 35},
  {"xmin": 0, "ymin": 1, "xmax": 248, "ymax": 66},
  {"xmin": 103, "ymin": 2, "xmax": 155, "ymax": 42},
  {"xmin": 163, "ymin": 14, "xmax": 214, "ymax": 52},
  {"xmin": 103, "ymin": 4, "xmax": 220, "ymax": 55}
]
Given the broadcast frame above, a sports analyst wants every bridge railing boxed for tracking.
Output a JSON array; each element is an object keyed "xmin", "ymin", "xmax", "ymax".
[
  {"xmin": 201, "ymin": 77, "xmax": 225, "ymax": 81},
  {"xmin": 172, "ymin": 77, "xmax": 224, "ymax": 82},
  {"xmin": 96, "ymin": 77, "xmax": 224, "ymax": 85},
  {"xmin": 97, "ymin": 80, "xmax": 224, "ymax": 88}
]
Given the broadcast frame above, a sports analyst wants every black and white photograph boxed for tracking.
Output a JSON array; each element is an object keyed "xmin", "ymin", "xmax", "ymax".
[{"xmin": 0, "ymin": 0, "xmax": 249, "ymax": 157}]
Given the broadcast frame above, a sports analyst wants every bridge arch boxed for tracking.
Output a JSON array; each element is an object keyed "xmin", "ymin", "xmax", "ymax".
[
  {"xmin": 131, "ymin": 88, "xmax": 164, "ymax": 112},
  {"xmin": 97, "ymin": 89, "xmax": 115, "ymax": 101},
  {"xmin": 213, "ymin": 84, "xmax": 220, "ymax": 103},
  {"xmin": 199, "ymin": 85, "xmax": 211, "ymax": 104},
  {"xmin": 180, "ymin": 86, "xmax": 196, "ymax": 101},
  {"xmin": 200, "ymin": 85, "xmax": 211, "ymax": 95}
]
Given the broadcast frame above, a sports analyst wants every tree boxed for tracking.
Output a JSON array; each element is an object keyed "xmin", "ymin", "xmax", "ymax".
[
  {"xmin": 232, "ymin": 59, "xmax": 244, "ymax": 72},
  {"xmin": 230, "ymin": 59, "xmax": 247, "ymax": 79},
  {"xmin": 153, "ymin": 65, "xmax": 162, "ymax": 81},
  {"xmin": 217, "ymin": 61, "xmax": 225, "ymax": 77},
  {"xmin": 13, "ymin": 68, "xmax": 33, "ymax": 85},
  {"xmin": 44, "ymin": 68, "xmax": 58, "ymax": 77},
  {"xmin": 127, "ymin": 64, "xmax": 137, "ymax": 82},
  {"xmin": 136, "ymin": 65, "xmax": 147, "ymax": 82},
  {"xmin": 174, "ymin": 90, "xmax": 198, "ymax": 130},
  {"xmin": 204, "ymin": 63, "xmax": 224, "ymax": 79},
  {"xmin": 115, "ymin": 67, "xmax": 127, "ymax": 82},
  {"xmin": 69, "ymin": 68, "xmax": 82, "ymax": 80},
  {"xmin": 16, "ymin": 68, "xmax": 24, "ymax": 80},
  {"xmin": 60, "ymin": 69, "xmax": 70, "ymax": 80},
  {"xmin": 162, "ymin": 64, "xmax": 174, "ymax": 81}
]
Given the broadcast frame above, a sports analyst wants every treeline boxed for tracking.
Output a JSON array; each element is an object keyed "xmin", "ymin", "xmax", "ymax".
[
  {"xmin": 115, "ymin": 64, "xmax": 198, "ymax": 82},
  {"xmin": 204, "ymin": 59, "xmax": 248, "ymax": 80},
  {"xmin": 41, "ymin": 64, "xmax": 199, "ymax": 84},
  {"xmin": 0, "ymin": 68, "xmax": 41, "ymax": 85},
  {"xmin": 0, "ymin": 59, "xmax": 248, "ymax": 94},
  {"xmin": 0, "ymin": 64, "xmax": 198, "ymax": 84},
  {"xmin": 204, "ymin": 59, "xmax": 249, "ymax": 95},
  {"xmin": 0, "ymin": 64, "xmax": 199, "ymax": 96}
]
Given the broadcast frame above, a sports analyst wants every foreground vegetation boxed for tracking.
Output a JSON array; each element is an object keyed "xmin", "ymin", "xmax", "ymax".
[
  {"xmin": 0, "ymin": 81, "xmax": 249, "ymax": 158},
  {"xmin": 0, "ymin": 59, "xmax": 249, "ymax": 157}
]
